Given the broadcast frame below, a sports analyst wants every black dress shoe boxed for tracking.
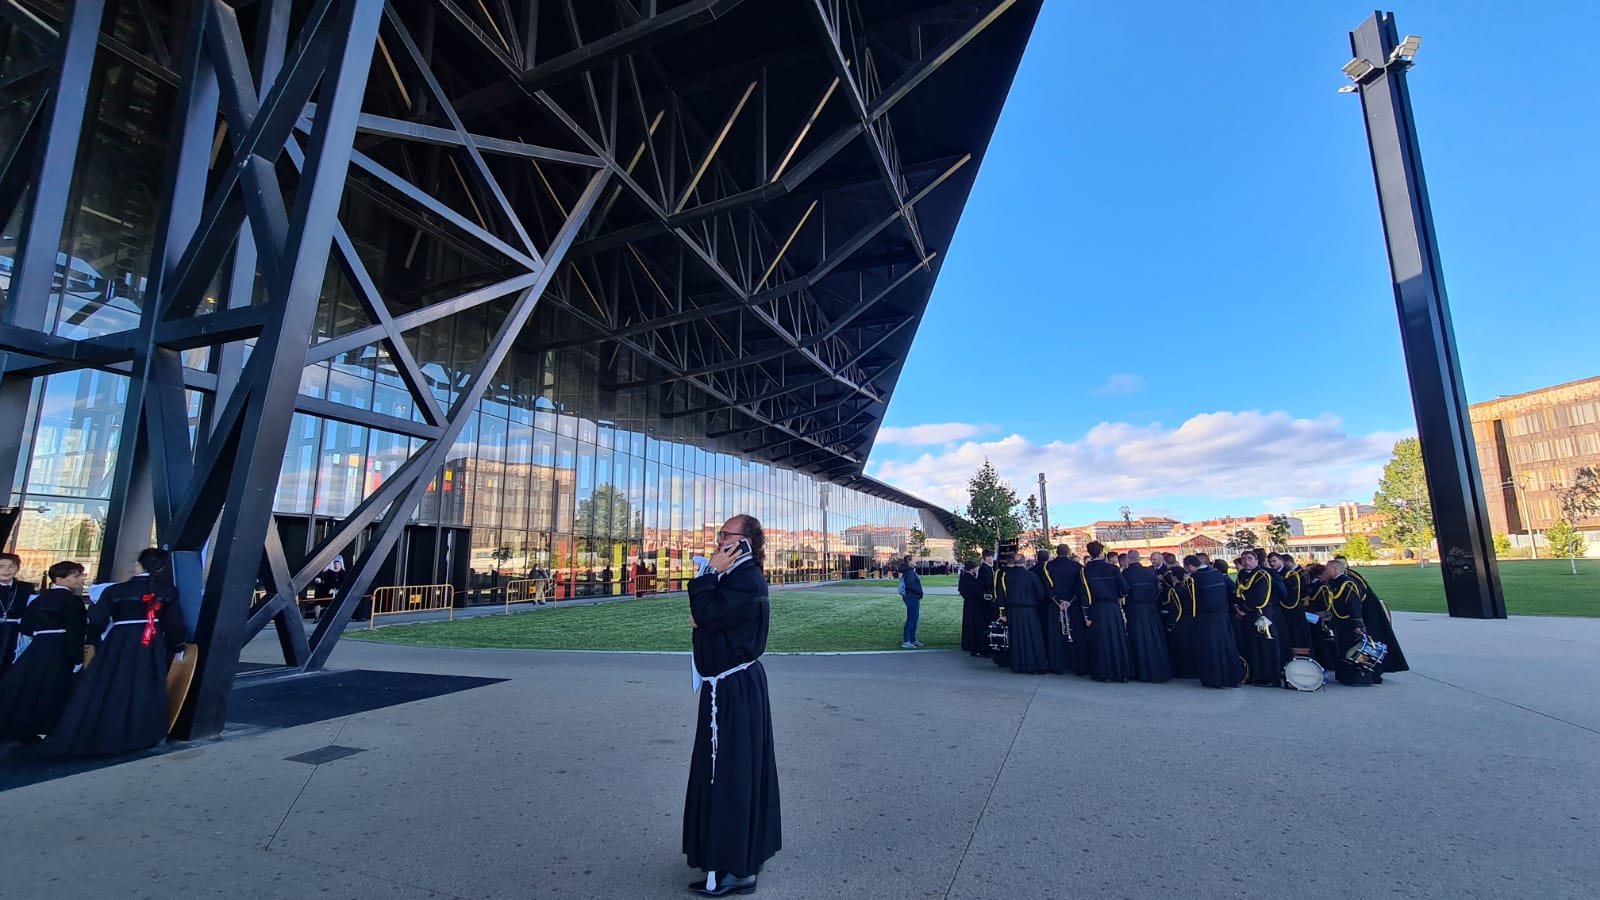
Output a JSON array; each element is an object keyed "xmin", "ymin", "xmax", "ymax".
[{"xmin": 688, "ymin": 874, "xmax": 757, "ymax": 896}]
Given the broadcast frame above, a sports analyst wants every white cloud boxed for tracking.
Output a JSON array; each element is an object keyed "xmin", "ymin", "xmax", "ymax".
[
  {"xmin": 867, "ymin": 410, "xmax": 1408, "ymax": 512},
  {"xmin": 875, "ymin": 422, "xmax": 996, "ymax": 446},
  {"xmin": 1094, "ymin": 373, "xmax": 1145, "ymax": 396}
]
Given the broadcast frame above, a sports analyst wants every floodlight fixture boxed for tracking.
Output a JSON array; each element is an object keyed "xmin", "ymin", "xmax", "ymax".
[
  {"xmin": 1337, "ymin": 84, "xmax": 1358, "ymax": 94},
  {"xmin": 1389, "ymin": 34, "xmax": 1422, "ymax": 65},
  {"xmin": 1342, "ymin": 57, "xmax": 1376, "ymax": 81}
]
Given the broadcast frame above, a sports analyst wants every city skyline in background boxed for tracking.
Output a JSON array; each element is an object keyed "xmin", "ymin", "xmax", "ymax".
[{"xmin": 862, "ymin": 1, "xmax": 1599, "ymax": 524}]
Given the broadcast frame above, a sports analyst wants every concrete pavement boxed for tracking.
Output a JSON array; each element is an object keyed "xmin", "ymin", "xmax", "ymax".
[{"xmin": 1, "ymin": 612, "xmax": 1596, "ymax": 898}]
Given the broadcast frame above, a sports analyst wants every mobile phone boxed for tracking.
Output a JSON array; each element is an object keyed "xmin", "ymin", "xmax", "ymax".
[{"xmin": 733, "ymin": 538, "xmax": 752, "ymax": 558}]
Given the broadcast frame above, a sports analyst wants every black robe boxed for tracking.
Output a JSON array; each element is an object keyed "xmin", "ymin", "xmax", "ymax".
[
  {"xmin": 1163, "ymin": 580, "xmax": 1195, "ymax": 679},
  {"xmin": 1081, "ymin": 559, "xmax": 1132, "ymax": 682},
  {"xmin": 1034, "ymin": 561, "xmax": 1070, "ymax": 674},
  {"xmin": 996, "ymin": 566, "xmax": 1047, "ymax": 675},
  {"xmin": 1278, "ymin": 566, "xmax": 1313, "ymax": 654},
  {"xmin": 1122, "ymin": 564, "xmax": 1171, "ymax": 683},
  {"xmin": 0, "ymin": 586, "xmax": 87, "ymax": 739},
  {"xmin": 48, "ymin": 575, "xmax": 186, "ymax": 756},
  {"xmin": 0, "ymin": 579, "xmax": 39, "ymax": 680},
  {"xmin": 958, "ymin": 570, "xmax": 990, "ymax": 655},
  {"xmin": 1236, "ymin": 567, "xmax": 1285, "ymax": 687},
  {"xmin": 1303, "ymin": 580, "xmax": 1342, "ymax": 673},
  {"xmin": 1349, "ymin": 570, "xmax": 1409, "ymax": 674},
  {"xmin": 684, "ymin": 563, "xmax": 781, "ymax": 878},
  {"xmin": 1320, "ymin": 574, "xmax": 1374, "ymax": 686},
  {"xmin": 1187, "ymin": 567, "xmax": 1244, "ymax": 688},
  {"xmin": 1043, "ymin": 556, "xmax": 1083, "ymax": 675}
]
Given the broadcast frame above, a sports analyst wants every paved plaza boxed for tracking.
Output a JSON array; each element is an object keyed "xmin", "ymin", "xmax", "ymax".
[{"xmin": 3, "ymin": 612, "xmax": 1597, "ymax": 899}]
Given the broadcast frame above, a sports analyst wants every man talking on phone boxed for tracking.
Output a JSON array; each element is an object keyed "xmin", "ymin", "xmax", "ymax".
[{"xmin": 683, "ymin": 515, "xmax": 782, "ymax": 896}]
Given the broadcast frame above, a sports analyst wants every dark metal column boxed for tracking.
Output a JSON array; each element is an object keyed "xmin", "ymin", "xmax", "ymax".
[{"xmin": 1348, "ymin": 12, "xmax": 1506, "ymax": 618}]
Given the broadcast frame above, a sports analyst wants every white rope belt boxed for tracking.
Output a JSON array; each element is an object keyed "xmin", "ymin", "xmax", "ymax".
[
  {"xmin": 697, "ymin": 658, "xmax": 758, "ymax": 784},
  {"xmin": 102, "ymin": 618, "xmax": 150, "ymax": 641},
  {"xmin": 0, "ymin": 617, "xmax": 19, "ymax": 624},
  {"xmin": 31, "ymin": 628, "xmax": 66, "ymax": 635},
  {"xmin": 12, "ymin": 628, "xmax": 65, "ymax": 661}
]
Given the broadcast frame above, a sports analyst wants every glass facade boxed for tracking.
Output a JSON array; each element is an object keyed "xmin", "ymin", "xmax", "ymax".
[{"xmin": 0, "ymin": 17, "xmax": 932, "ymax": 590}]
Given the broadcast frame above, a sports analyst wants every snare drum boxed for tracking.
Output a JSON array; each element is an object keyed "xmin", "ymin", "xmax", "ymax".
[
  {"xmin": 988, "ymin": 619, "xmax": 1009, "ymax": 653},
  {"xmin": 1344, "ymin": 636, "xmax": 1389, "ymax": 673},
  {"xmin": 1284, "ymin": 656, "xmax": 1325, "ymax": 692}
]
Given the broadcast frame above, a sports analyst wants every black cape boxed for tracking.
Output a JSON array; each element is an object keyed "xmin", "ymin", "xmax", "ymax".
[
  {"xmin": 684, "ymin": 564, "xmax": 781, "ymax": 878},
  {"xmin": 957, "ymin": 569, "xmax": 990, "ymax": 655},
  {"xmin": 996, "ymin": 566, "xmax": 1047, "ymax": 674},
  {"xmin": 1187, "ymin": 568, "xmax": 1244, "ymax": 688},
  {"xmin": 1032, "ymin": 565, "xmax": 1069, "ymax": 674},
  {"xmin": 1122, "ymin": 564, "xmax": 1171, "ymax": 683},
  {"xmin": 1042, "ymin": 557, "xmax": 1082, "ymax": 675},
  {"xmin": 1081, "ymin": 559, "xmax": 1132, "ymax": 682},
  {"xmin": 0, "ymin": 586, "xmax": 87, "ymax": 739},
  {"xmin": 48, "ymin": 575, "xmax": 186, "ymax": 756},
  {"xmin": 1163, "ymin": 581, "xmax": 1195, "ymax": 679},
  {"xmin": 1321, "ymin": 574, "xmax": 1374, "ymax": 686},
  {"xmin": 1278, "ymin": 567, "xmax": 1313, "ymax": 653},
  {"xmin": 0, "ymin": 579, "xmax": 38, "ymax": 680},
  {"xmin": 1351, "ymin": 571, "xmax": 1409, "ymax": 673},
  {"xmin": 1236, "ymin": 567, "xmax": 1286, "ymax": 687}
]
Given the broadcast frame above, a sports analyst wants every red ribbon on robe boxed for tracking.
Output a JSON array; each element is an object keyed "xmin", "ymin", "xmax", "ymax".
[{"xmin": 141, "ymin": 593, "xmax": 161, "ymax": 646}]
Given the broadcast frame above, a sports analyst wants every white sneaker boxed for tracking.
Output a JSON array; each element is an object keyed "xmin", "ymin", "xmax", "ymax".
[
  {"xmin": 901, "ymin": 642, "xmax": 916, "ymax": 649},
  {"xmin": 912, "ymin": 641, "xmax": 924, "ymax": 648}
]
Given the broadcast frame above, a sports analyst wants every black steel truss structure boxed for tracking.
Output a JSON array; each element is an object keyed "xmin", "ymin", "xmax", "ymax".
[{"xmin": 0, "ymin": 0, "xmax": 1040, "ymax": 737}]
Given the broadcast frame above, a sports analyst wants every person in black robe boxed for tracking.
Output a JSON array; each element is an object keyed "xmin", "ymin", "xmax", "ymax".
[
  {"xmin": 1183, "ymin": 555, "xmax": 1244, "ymax": 688},
  {"xmin": 684, "ymin": 516, "xmax": 781, "ymax": 896},
  {"xmin": 0, "ymin": 553, "xmax": 39, "ymax": 680},
  {"xmin": 995, "ymin": 554, "xmax": 1048, "ymax": 674},
  {"xmin": 957, "ymin": 560, "xmax": 990, "ymax": 657},
  {"xmin": 1301, "ymin": 564, "xmax": 1341, "ymax": 672},
  {"xmin": 0, "ymin": 560, "xmax": 88, "ymax": 741},
  {"xmin": 48, "ymin": 549, "xmax": 186, "ymax": 756},
  {"xmin": 1043, "ymin": 545, "xmax": 1083, "ymax": 675},
  {"xmin": 1031, "ymin": 550, "xmax": 1069, "ymax": 675},
  {"xmin": 1317, "ymin": 560, "xmax": 1375, "ymax": 686},
  {"xmin": 1270, "ymin": 553, "xmax": 1313, "ymax": 660},
  {"xmin": 1338, "ymin": 557, "xmax": 1409, "ymax": 676},
  {"xmin": 1121, "ymin": 551, "xmax": 1171, "ymax": 683},
  {"xmin": 1235, "ymin": 551, "xmax": 1285, "ymax": 687},
  {"xmin": 1080, "ymin": 541, "xmax": 1132, "ymax": 683},
  {"xmin": 1161, "ymin": 569, "xmax": 1195, "ymax": 679}
]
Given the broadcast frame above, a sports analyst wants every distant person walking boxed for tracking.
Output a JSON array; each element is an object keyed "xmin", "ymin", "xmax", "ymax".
[{"xmin": 898, "ymin": 557, "xmax": 924, "ymax": 649}]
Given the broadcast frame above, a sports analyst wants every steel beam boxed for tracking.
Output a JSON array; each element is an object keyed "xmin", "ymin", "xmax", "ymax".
[{"xmin": 1349, "ymin": 12, "xmax": 1504, "ymax": 619}]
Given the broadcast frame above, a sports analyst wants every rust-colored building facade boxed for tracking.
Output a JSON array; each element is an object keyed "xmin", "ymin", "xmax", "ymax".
[{"xmin": 1470, "ymin": 376, "xmax": 1600, "ymax": 540}]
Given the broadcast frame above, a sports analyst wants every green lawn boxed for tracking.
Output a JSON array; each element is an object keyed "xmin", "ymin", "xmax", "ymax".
[
  {"xmin": 1359, "ymin": 558, "xmax": 1600, "ymax": 617},
  {"xmin": 352, "ymin": 587, "xmax": 962, "ymax": 653}
]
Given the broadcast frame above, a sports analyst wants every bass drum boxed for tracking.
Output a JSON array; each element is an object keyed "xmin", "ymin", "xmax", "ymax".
[{"xmin": 1284, "ymin": 656, "xmax": 1326, "ymax": 692}]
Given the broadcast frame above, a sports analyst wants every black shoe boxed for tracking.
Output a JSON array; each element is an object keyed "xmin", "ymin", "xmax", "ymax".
[{"xmin": 688, "ymin": 874, "xmax": 757, "ymax": 896}]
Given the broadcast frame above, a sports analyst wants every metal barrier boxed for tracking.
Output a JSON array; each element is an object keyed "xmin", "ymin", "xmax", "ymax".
[
  {"xmin": 369, "ymin": 583, "xmax": 454, "ymax": 628},
  {"xmin": 503, "ymin": 578, "xmax": 552, "ymax": 610}
]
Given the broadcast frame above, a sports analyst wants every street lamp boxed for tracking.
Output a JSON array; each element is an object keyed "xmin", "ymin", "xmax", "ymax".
[{"xmin": 1506, "ymin": 472, "xmax": 1537, "ymax": 559}]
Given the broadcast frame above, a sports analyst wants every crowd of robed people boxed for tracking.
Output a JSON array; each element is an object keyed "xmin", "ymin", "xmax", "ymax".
[
  {"xmin": 956, "ymin": 542, "xmax": 1408, "ymax": 688},
  {"xmin": 0, "ymin": 549, "xmax": 190, "ymax": 755}
]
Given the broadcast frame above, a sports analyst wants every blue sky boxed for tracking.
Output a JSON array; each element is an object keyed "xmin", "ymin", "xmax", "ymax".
[{"xmin": 866, "ymin": 0, "xmax": 1600, "ymax": 525}]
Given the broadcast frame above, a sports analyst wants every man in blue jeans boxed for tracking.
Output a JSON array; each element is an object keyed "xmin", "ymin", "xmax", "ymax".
[{"xmin": 898, "ymin": 557, "xmax": 924, "ymax": 649}]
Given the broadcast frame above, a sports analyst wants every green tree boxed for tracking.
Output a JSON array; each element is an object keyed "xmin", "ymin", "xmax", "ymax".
[
  {"xmin": 1543, "ymin": 519, "xmax": 1588, "ymax": 574},
  {"xmin": 1265, "ymin": 514, "xmax": 1293, "ymax": 551},
  {"xmin": 907, "ymin": 525, "xmax": 929, "ymax": 559},
  {"xmin": 1551, "ymin": 466, "xmax": 1600, "ymax": 574},
  {"xmin": 1492, "ymin": 532, "xmax": 1514, "ymax": 558},
  {"xmin": 1225, "ymin": 528, "xmax": 1260, "ymax": 556},
  {"xmin": 1340, "ymin": 534, "xmax": 1378, "ymax": 562},
  {"xmin": 575, "ymin": 484, "xmax": 633, "ymax": 556},
  {"xmin": 953, "ymin": 459, "xmax": 1023, "ymax": 561},
  {"xmin": 1023, "ymin": 494, "xmax": 1051, "ymax": 551},
  {"xmin": 1374, "ymin": 437, "xmax": 1434, "ymax": 567}
]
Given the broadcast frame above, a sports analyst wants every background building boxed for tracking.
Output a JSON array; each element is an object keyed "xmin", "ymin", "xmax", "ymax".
[
  {"xmin": 1471, "ymin": 375, "xmax": 1600, "ymax": 553},
  {"xmin": 1291, "ymin": 502, "xmax": 1376, "ymax": 537}
]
